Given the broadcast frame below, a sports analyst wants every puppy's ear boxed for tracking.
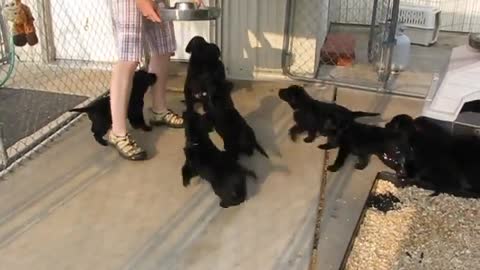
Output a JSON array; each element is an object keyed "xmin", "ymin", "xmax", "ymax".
[
  {"xmin": 186, "ymin": 36, "xmax": 207, "ymax": 53},
  {"xmin": 213, "ymin": 44, "xmax": 221, "ymax": 59}
]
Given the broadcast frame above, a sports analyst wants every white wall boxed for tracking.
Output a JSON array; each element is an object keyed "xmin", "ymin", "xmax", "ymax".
[{"xmin": 220, "ymin": 0, "xmax": 288, "ymax": 80}]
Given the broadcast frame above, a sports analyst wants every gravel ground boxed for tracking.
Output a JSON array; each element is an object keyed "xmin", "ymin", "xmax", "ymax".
[{"xmin": 346, "ymin": 180, "xmax": 480, "ymax": 270}]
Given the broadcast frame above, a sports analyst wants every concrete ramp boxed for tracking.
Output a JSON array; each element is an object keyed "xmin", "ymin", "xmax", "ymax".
[{"xmin": 0, "ymin": 81, "xmax": 333, "ymax": 270}]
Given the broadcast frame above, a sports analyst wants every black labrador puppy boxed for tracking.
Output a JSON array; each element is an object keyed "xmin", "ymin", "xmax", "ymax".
[
  {"xmin": 69, "ymin": 70, "xmax": 156, "ymax": 145},
  {"xmin": 181, "ymin": 110, "xmax": 257, "ymax": 208},
  {"xmin": 278, "ymin": 85, "xmax": 379, "ymax": 143},
  {"xmin": 320, "ymin": 120, "xmax": 410, "ymax": 176},
  {"xmin": 386, "ymin": 114, "xmax": 479, "ymax": 197},
  {"xmin": 184, "ymin": 36, "xmax": 227, "ymax": 112},
  {"xmin": 205, "ymin": 81, "xmax": 269, "ymax": 159}
]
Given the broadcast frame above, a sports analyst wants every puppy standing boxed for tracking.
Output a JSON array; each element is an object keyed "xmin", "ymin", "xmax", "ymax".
[
  {"xmin": 278, "ymin": 85, "xmax": 379, "ymax": 143},
  {"xmin": 205, "ymin": 81, "xmax": 269, "ymax": 159},
  {"xmin": 69, "ymin": 70, "xmax": 156, "ymax": 145},
  {"xmin": 319, "ymin": 120, "xmax": 411, "ymax": 176},
  {"xmin": 181, "ymin": 110, "xmax": 257, "ymax": 208},
  {"xmin": 184, "ymin": 36, "xmax": 227, "ymax": 112}
]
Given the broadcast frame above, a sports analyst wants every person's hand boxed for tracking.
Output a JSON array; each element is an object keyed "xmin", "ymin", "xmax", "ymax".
[
  {"xmin": 136, "ymin": 0, "xmax": 161, "ymax": 22},
  {"xmin": 193, "ymin": 0, "xmax": 205, "ymax": 7}
]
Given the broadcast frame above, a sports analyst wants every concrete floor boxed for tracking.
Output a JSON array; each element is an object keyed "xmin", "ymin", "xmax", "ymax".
[{"xmin": 0, "ymin": 78, "xmax": 424, "ymax": 270}]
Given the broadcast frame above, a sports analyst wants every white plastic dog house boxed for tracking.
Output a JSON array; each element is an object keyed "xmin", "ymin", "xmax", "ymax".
[{"xmin": 422, "ymin": 45, "xmax": 480, "ymax": 130}]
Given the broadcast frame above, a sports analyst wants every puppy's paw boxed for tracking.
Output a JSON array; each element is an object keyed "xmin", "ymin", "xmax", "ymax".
[
  {"xmin": 219, "ymin": 201, "xmax": 229, "ymax": 208},
  {"xmin": 141, "ymin": 125, "xmax": 153, "ymax": 132},
  {"xmin": 327, "ymin": 165, "xmax": 340, "ymax": 172},
  {"xmin": 318, "ymin": 143, "xmax": 331, "ymax": 150},
  {"xmin": 289, "ymin": 131, "xmax": 298, "ymax": 142},
  {"xmin": 303, "ymin": 137, "xmax": 315, "ymax": 143},
  {"xmin": 95, "ymin": 137, "xmax": 109, "ymax": 146},
  {"xmin": 354, "ymin": 163, "xmax": 368, "ymax": 170}
]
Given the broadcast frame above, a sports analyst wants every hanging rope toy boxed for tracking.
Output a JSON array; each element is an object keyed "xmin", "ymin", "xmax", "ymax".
[{"xmin": 2, "ymin": 0, "xmax": 38, "ymax": 47}]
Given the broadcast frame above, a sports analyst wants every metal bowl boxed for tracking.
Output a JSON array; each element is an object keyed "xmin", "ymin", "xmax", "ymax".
[
  {"xmin": 157, "ymin": 2, "xmax": 221, "ymax": 21},
  {"xmin": 174, "ymin": 2, "xmax": 196, "ymax": 10}
]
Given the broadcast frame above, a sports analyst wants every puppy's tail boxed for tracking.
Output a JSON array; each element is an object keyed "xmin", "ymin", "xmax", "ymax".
[
  {"xmin": 255, "ymin": 141, "xmax": 269, "ymax": 159},
  {"xmin": 352, "ymin": 111, "xmax": 380, "ymax": 118},
  {"xmin": 68, "ymin": 107, "xmax": 90, "ymax": 113}
]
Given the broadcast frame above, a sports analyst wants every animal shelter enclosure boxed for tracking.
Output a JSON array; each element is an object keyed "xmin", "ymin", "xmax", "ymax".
[{"xmin": 282, "ymin": 0, "xmax": 480, "ymax": 97}]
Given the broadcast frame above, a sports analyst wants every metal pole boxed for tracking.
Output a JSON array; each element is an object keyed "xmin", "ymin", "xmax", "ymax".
[
  {"xmin": 380, "ymin": 0, "xmax": 400, "ymax": 87},
  {"xmin": 368, "ymin": 0, "xmax": 379, "ymax": 63},
  {"xmin": 0, "ymin": 124, "xmax": 8, "ymax": 171}
]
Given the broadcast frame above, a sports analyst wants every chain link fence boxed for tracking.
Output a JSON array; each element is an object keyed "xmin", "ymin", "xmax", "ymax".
[
  {"xmin": 0, "ymin": 0, "xmax": 128, "ymax": 171},
  {"xmin": 0, "ymin": 0, "xmax": 218, "ymax": 173},
  {"xmin": 282, "ymin": 0, "xmax": 480, "ymax": 98},
  {"xmin": 282, "ymin": 0, "xmax": 397, "ymax": 92}
]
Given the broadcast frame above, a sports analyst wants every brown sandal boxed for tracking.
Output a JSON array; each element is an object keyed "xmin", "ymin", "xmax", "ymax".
[
  {"xmin": 150, "ymin": 109, "xmax": 184, "ymax": 128},
  {"xmin": 107, "ymin": 132, "xmax": 147, "ymax": 161}
]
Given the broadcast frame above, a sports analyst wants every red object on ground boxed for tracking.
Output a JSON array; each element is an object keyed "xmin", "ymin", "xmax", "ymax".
[{"xmin": 320, "ymin": 33, "xmax": 356, "ymax": 67}]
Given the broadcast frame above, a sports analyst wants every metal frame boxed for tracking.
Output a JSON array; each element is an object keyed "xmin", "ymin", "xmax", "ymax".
[{"xmin": 281, "ymin": 0, "xmax": 425, "ymax": 99}]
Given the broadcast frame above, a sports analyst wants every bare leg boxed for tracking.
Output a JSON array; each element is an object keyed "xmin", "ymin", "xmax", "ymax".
[
  {"xmin": 149, "ymin": 53, "xmax": 170, "ymax": 113},
  {"xmin": 110, "ymin": 61, "xmax": 138, "ymax": 136},
  {"xmin": 148, "ymin": 53, "xmax": 184, "ymax": 128}
]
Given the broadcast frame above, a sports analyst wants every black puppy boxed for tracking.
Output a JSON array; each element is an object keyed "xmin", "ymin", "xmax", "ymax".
[
  {"xmin": 278, "ymin": 85, "xmax": 379, "ymax": 143},
  {"xmin": 69, "ymin": 70, "xmax": 156, "ymax": 145},
  {"xmin": 386, "ymin": 114, "xmax": 479, "ymax": 197},
  {"xmin": 181, "ymin": 110, "xmax": 257, "ymax": 208},
  {"xmin": 205, "ymin": 81, "xmax": 269, "ymax": 159},
  {"xmin": 184, "ymin": 36, "xmax": 227, "ymax": 112},
  {"xmin": 319, "ymin": 120, "xmax": 410, "ymax": 176}
]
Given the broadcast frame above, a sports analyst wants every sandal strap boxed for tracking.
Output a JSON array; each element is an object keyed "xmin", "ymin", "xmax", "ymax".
[
  {"xmin": 112, "ymin": 133, "xmax": 144, "ymax": 156},
  {"xmin": 162, "ymin": 110, "xmax": 183, "ymax": 125}
]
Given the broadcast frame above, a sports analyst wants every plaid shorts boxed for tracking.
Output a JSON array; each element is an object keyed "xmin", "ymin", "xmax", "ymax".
[{"xmin": 109, "ymin": 0, "xmax": 176, "ymax": 62}]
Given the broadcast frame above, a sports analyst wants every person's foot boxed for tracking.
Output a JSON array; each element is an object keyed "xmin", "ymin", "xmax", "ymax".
[
  {"xmin": 150, "ymin": 109, "xmax": 184, "ymax": 128},
  {"xmin": 107, "ymin": 131, "xmax": 147, "ymax": 161}
]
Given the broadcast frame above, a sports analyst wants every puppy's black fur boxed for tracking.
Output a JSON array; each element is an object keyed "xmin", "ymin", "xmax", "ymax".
[
  {"xmin": 320, "ymin": 120, "xmax": 411, "ymax": 176},
  {"xmin": 278, "ymin": 85, "xmax": 379, "ymax": 143},
  {"xmin": 386, "ymin": 114, "xmax": 480, "ymax": 197},
  {"xmin": 69, "ymin": 70, "xmax": 156, "ymax": 145},
  {"xmin": 205, "ymin": 81, "xmax": 269, "ymax": 160},
  {"xmin": 181, "ymin": 110, "xmax": 257, "ymax": 208},
  {"xmin": 184, "ymin": 36, "xmax": 227, "ymax": 112}
]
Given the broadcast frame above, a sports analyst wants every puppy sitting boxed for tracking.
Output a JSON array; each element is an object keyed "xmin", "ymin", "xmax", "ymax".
[
  {"xmin": 278, "ymin": 85, "xmax": 379, "ymax": 143},
  {"xmin": 319, "ymin": 119, "xmax": 410, "ymax": 176},
  {"xmin": 69, "ymin": 70, "xmax": 156, "ymax": 145},
  {"xmin": 181, "ymin": 110, "xmax": 257, "ymax": 208},
  {"xmin": 386, "ymin": 114, "xmax": 479, "ymax": 197},
  {"xmin": 184, "ymin": 36, "xmax": 227, "ymax": 112},
  {"xmin": 205, "ymin": 81, "xmax": 269, "ymax": 160}
]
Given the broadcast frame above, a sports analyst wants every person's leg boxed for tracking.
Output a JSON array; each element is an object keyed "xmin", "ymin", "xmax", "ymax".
[
  {"xmin": 108, "ymin": 0, "xmax": 147, "ymax": 160},
  {"xmin": 148, "ymin": 53, "xmax": 170, "ymax": 114},
  {"xmin": 143, "ymin": 11, "xmax": 183, "ymax": 128},
  {"xmin": 110, "ymin": 61, "xmax": 138, "ymax": 136}
]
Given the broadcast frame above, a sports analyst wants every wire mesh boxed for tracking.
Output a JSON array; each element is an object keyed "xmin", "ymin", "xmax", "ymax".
[
  {"xmin": 283, "ymin": 0, "xmax": 394, "ymax": 90},
  {"xmin": 0, "ymin": 0, "xmax": 121, "ymax": 169}
]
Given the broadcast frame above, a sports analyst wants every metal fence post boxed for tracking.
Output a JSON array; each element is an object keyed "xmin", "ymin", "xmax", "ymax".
[
  {"xmin": 0, "ymin": 124, "xmax": 8, "ymax": 171},
  {"xmin": 379, "ymin": 0, "xmax": 400, "ymax": 87}
]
